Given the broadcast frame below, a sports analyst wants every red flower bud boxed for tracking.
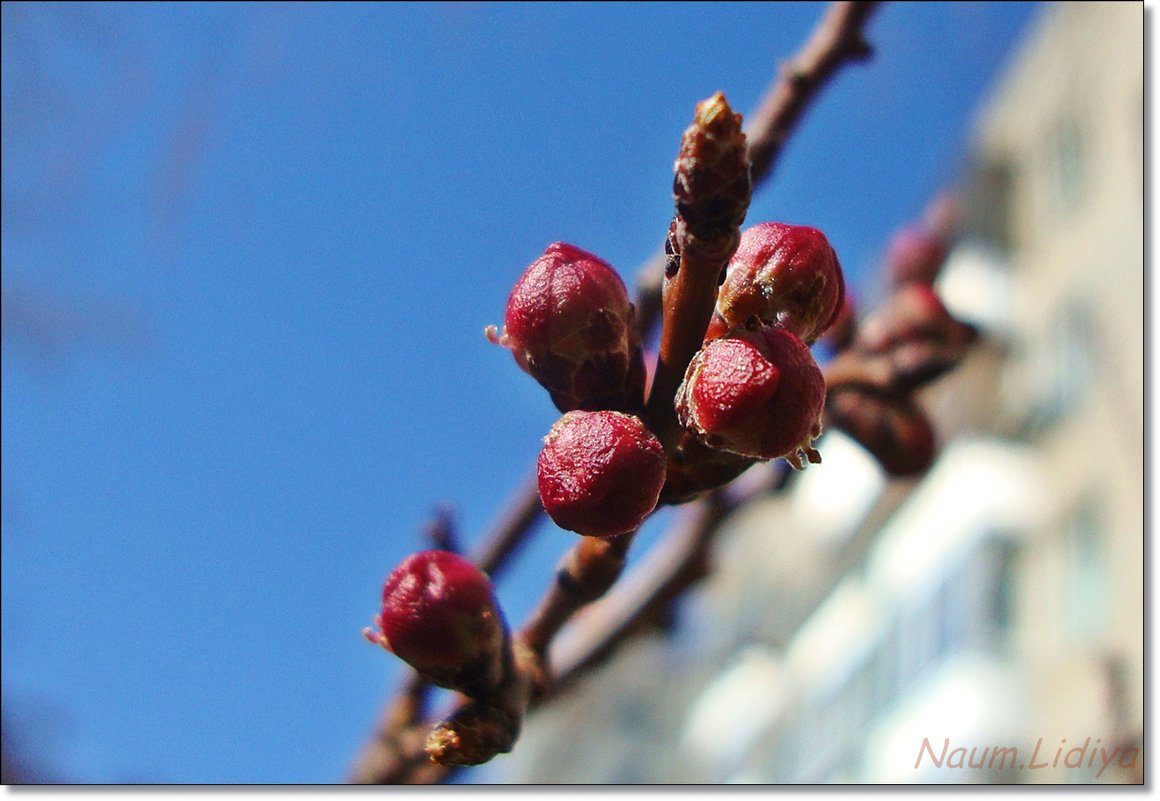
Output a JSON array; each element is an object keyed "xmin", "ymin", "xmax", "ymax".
[
  {"xmin": 885, "ymin": 225, "xmax": 948, "ymax": 286},
  {"xmin": 855, "ymin": 283, "xmax": 977, "ymax": 390},
  {"xmin": 676, "ymin": 325, "xmax": 825, "ymax": 468},
  {"xmin": 488, "ymin": 243, "xmax": 645, "ymax": 413},
  {"xmin": 706, "ymin": 222, "xmax": 845, "ymax": 344},
  {"xmin": 364, "ymin": 550, "xmax": 506, "ymax": 696},
  {"xmin": 537, "ymin": 410, "xmax": 666, "ymax": 538},
  {"xmin": 827, "ymin": 388, "xmax": 936, "ymax": 476}
]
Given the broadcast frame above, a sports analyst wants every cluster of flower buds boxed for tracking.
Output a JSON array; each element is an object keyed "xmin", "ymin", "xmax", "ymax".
[
  {"xmin": 492, "ymin": 219, "xmax": 846, "ymax": 528},
  {"xmin": 362, "ymin": 151, "xmax": 855, "ymax": 775},
  {"xmin": 827, "ymin": 389, "xmax": 936, "ymax": 476},
  {"xmin": 363, "ymin": 92, "xmax": 853, "ymax": 764},
  {"xmin": 363, "ymin": 212, "xmax": 969, "ymax": 757},
  {"xmin": 855, "ymin": 282, "xmax": 977, "ymax": 390},
  {"xmin": 357, "ymin": 75, "xmax": 986, "ymax": 775},
  {"xmin": 489, "ymin": 243, "xmax": 664, "ymax": 537},
  {"xmin": 825, "ymin": 282, "xmax": 975, "ymax": 476},
  {"xmin": 664, "ymin": 222, "xmax": 845, "ymax": 496},
  {"xmin": 823, "ymin": 204, "xmax": 977, "ymax": 477}
]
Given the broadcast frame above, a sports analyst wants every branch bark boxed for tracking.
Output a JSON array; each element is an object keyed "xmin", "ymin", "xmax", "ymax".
[
  {"xmin": 636, "ymin": 0, "xmax": 882, "ymax": 336},
  {"xmin": 644, "ymin": 93, "xmax": 750, "ymax": 450},
  {"xmin": 745, "ymin": 0, "xmax": 879, "ymax": 183}
]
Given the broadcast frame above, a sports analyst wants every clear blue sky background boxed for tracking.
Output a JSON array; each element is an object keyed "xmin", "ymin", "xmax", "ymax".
[{"xmin": 2, "ymin": 1, "xmax": 1042, "ymax": 784}]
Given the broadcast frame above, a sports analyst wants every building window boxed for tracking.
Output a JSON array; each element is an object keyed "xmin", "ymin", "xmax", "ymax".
[
  {"xmin": 1064, "ymin": 498, "xmax": 1107, "ymax": 641},
  {"xmin": 1024, "ymin": 295, "xmax": 1094, "ymax": 433},
  {"xmin": 964, "ymin": 157, "xmax": 1014, "ymax": 253},
  {"xmin": 1047, "ymin": 113, "xmax": 1084, "ymax": 216},
  {"xmin": 987, "ymin": 540, "xmax": 1018, "ymax": 633}
]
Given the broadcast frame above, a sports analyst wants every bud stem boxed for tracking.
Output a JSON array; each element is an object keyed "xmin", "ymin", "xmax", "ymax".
[
  {"xmin": 646, "ymin": 93, "xmax": 751, "ymax": 451},
  {"xmin": 520, "ymin": 532, "xmax": 634, "ymax": 657}
]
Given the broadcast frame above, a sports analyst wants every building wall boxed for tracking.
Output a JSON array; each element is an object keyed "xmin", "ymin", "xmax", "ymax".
[{"xmin": 971, "ymin": 0, "xmax": 1144, "ymax": 782}]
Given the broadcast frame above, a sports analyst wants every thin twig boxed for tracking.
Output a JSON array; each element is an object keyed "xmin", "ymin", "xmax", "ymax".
[
  {"xmin": 635, "ymin": 0, "xmax": 882, "ymax": 333},
  {"xmin": 644, "ymin": 93, "xmax": 750, "ymax": 450},
  {"xmin": 469, "ymin": 471, "xmax": 544, "ymax": 579},
  {"xmin": 424, "ymin": 506, "xmax": 460, "ymax": 553},
  {"xmin": 548, "ymin": 470, "xmax": 776, "ymax": 691},
  {"xmin": 348, "ymin": 671, "xmax": 431, "ymax": 784},
  {"xmin": 519, "ymin": 533, "xmax": 635, "ymax": 658},
  {"xmin": 746, "ymin": 0, "xmax": 879, "ymax": 182}
]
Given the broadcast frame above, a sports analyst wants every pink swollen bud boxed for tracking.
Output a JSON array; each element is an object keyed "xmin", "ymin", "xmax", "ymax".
[
  {"xmin": 885, "ymin": 225, "xmax": 948, "ymax": 286},
  {"xmin": 676, "ymin": 325, "xmax": 826, "ymax": 468},
  {"xmin": 827, "ymin": 389, "xmax": 936, "ymax": 477},
  {"xmin": 488, "ymin": 242, "xmax": 645, "ymax": 413},
  {"xmin": 537, "ymin": 410, "xmax": 667, "ymax": 538},
  {"xmin": 365, "ymin": 550, "xmax": 505, "ymax": 695},
  {"xmin": 857, "ymin": 282, "xmax": 958, "ymax": 353},
  {"xmin": 706, "ymin": 222, "xmax": 845, "ymax": 344},
  {"xmin": 855, "ymin": 282, "xmax": 977, "ymax": 390}
]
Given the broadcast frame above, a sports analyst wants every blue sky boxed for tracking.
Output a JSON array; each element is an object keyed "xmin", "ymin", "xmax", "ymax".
[{"xmin": 2, "ymin": 1, "xmax": 1043, "ymax": 783}]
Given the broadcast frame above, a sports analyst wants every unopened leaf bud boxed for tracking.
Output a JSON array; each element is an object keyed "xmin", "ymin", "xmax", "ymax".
[
  {"xmin": 425, "ymin": 699, "xmax": 521, "ymax": 767},
  {"xmin": 671, "ymin": 92, "xmax": 751, "ymax": 263}
]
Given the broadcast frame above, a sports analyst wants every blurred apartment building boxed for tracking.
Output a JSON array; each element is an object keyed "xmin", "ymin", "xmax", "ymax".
[{"xmin": 480, "ymin": 1, "xmax": 1143, "ymax": 784}]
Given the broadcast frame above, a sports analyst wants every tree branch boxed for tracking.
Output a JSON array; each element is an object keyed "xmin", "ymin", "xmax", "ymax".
[
  {"xmin": 645, "ymin": 93, "xmax": 751, "ymax": 450},
  {"xmin": 746, "ymin": 0, "xmax": 880, "ymax": 183},
  {"xmin": 468, "ymin": 471, "xmax": 544, "ymax": 580},
  {"xmin": 548, "ymin": 465, "xmax": 786, "ymax": 690},
  {"xmin": 348, "ymin": 671, "xmax": 431, "ymax": 784},
  {"xmin": 636, "ymin": 0, "xmax": 883, "ymax": 336},
  {"xmin": 519, "ymin": 532, "xmax": 635, "ymax": 658},
  {"xmin": 349, "ymin": 2, "xmax": 884, "ymax": 783}
]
